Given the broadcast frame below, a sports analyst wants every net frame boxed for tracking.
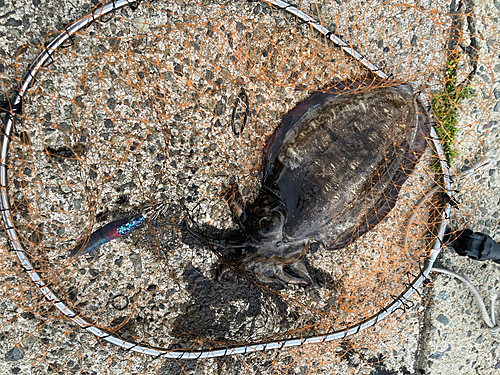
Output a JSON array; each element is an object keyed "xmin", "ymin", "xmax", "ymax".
[{"xmin": 0, "ymin": 0, "xmax": 452, "ymax": 360}]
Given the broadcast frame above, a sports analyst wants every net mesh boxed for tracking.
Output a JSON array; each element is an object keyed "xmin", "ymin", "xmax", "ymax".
[{"xmin": 0, "ymin": 0, "xmax": 497, "ymax": 373}]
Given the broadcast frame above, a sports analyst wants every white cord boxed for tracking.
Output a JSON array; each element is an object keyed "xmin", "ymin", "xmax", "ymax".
[
  {"xmin": 458, "ymin": 158, "xmax": 493, "ymax": 178},
  {"xmin": 431, "ymin": 267, "xmax": 499, "ymax": 336}
]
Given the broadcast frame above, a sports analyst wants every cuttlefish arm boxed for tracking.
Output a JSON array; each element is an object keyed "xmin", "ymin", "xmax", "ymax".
[{"xmin": 69, "ymin": 213, "xmax": 146, "ymax": 257}]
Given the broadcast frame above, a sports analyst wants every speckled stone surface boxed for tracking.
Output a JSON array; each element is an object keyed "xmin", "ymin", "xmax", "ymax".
[
  {"xmin": 414, "ymin": 0, "xmax": 500, "ymax": 372},
  {"xmin": 0, "ymin": 1, "xmax": 499, "ymax": 374}
]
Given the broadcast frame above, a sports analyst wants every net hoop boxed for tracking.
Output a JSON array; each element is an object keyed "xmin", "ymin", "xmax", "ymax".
[{"xmin": 0, "ymin": 0, "xmax": 451, "ymax": 359}]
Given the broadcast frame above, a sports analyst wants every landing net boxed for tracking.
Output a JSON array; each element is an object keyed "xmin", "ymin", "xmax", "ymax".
[{"xmin": 0, "ymin": 0, "xmax": 497, "ymax": 373}]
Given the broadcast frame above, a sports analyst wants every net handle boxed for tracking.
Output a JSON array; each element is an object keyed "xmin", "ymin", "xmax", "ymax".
[{"xmin": 0, "ymin": 0, "xmax": 449, "ymax": 359}]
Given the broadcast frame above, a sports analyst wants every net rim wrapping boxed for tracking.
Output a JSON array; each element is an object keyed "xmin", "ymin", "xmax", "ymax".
[{"xmin": 0, "ymin": 0, "xmax": 450, "ymax": 359}]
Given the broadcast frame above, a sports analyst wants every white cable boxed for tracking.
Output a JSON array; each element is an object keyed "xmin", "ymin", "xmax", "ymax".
[{"xmin": 431, "ymin": 267, "xmax": 499, "ymax": 335}]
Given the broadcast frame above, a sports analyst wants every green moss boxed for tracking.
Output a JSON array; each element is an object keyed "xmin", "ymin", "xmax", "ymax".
[{"xmin": 431, "ymin": 52, "xmax": 471, "ymax": 169}]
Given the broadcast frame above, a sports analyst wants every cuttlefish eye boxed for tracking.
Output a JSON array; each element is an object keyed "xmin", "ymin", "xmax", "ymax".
[
  {"xmin": 249, "ymin": 168, "xmax": 260, "ymax": 177},
  {"xmin": 257, "ymin": 215, "xmax": 279, "ymax": 234}
]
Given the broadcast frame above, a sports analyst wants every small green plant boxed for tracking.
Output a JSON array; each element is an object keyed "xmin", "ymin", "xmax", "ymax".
[{"xmin": 431, "ymin": 52, "xmax": 472, "ymax": 169}]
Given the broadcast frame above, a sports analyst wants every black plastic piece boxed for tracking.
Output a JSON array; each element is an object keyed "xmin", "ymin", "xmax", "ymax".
[{"xmin": 448, "ymin": 228, "xmax": 500, "ymax": 264}]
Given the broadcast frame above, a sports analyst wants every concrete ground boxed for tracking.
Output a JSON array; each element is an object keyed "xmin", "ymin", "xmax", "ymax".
[{"xmin": 0, "ymin": 0, "xmax": 499, "ymax": 374}]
